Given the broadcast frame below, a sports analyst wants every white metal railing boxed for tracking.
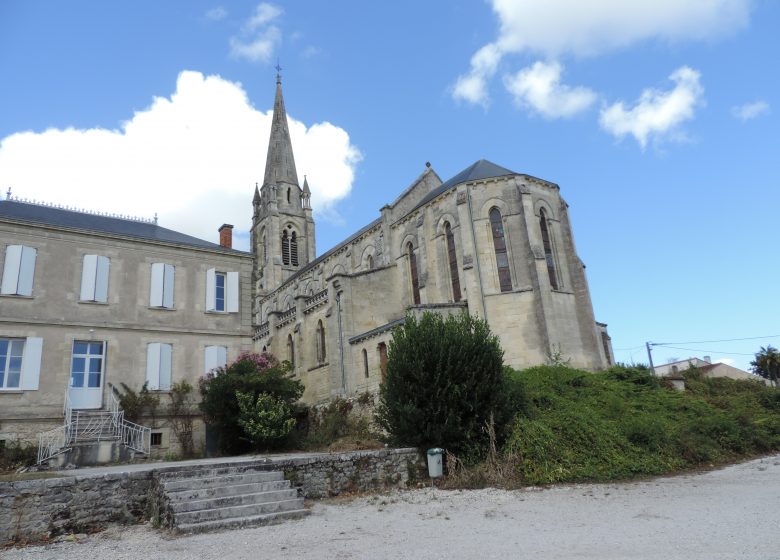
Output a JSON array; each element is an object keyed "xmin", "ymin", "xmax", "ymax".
[
  {"xmin": 121, "ymin": 419, "xmax": 151, "ymax": 453},
  {"xmin": 37, "ymin": 424, "xmax": 71, "ymax": 464}
]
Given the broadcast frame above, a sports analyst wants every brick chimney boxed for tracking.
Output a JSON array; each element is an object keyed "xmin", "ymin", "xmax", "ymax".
[{"xmin": 218, "ymin": 224, "xmax": 234, "ymax": 249}]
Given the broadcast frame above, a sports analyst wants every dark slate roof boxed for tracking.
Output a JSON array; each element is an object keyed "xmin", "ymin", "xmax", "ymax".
[
  {"xmin": 411, "ymin": 159, "xmax": 516, "ymax": 213},
  {"xmin": 0, "ymin": 200, "xmax": 249, "ymax": 254}
]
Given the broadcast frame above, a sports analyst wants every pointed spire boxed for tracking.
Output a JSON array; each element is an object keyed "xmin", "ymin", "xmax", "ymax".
[
  {"xmin": 253, "ymin": 182, "xmax": 261, "ymax": 204},
  {"xmin": 302, "ymin": 175, "xmax": 310, "ymax": 195},
  {"xmin": 263, "ymin": 71, "xmax": 299, "ymax": 188}
]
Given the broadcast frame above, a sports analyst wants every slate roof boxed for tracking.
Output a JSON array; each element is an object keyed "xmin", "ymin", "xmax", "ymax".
[{"xmin": 0, "ymin": 199, "xmax": 249, "ymax": 254}]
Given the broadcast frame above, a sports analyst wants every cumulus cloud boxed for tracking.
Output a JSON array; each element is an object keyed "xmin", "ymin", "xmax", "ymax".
[
  {"xmin": 503, "ymin": 61, "xmax": 597, "ymax": 118},
  {"xmin": 205, "ymin": 6, "xmax": 227, "ymax": 21},
  {"xmin": 0, "ymin": 71, "xmax": 362, "ymax": 250},
  {"xmin": 453, "ymin": 0, "xmax": 751, "ymax": 106},
  {"xmin": 731, "ymin": 100, "xmax": 770, "ymax": 121},
  {"xmin": 230, "ymin": 3, "xmax": 283, "ymax": 63},
  {"xmin": 599, "ymin": 66, "xmax": 704, "ymax": 148}
]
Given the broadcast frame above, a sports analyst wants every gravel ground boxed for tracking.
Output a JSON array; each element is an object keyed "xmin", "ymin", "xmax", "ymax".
[{"xmin": 5, "ymin": 454, "xmax": 780, "ymax": 560}]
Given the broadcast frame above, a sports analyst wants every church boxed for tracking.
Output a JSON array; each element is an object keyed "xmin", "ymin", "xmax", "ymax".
[
  {"xmin": 0, "ymin": 72, "xmax": 612, "ymax": 456},
  {"xmin": 250, "ymin": 72, "xmax": 613, "ymax": 403}
]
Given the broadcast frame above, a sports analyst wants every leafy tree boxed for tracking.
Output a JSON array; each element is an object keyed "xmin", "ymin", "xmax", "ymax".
[
  {"xmin": 751, "ymin": 345, "xmax": 780, "ymax": 387},
  {"xmin": 376, "ymin": 311, "xmax": 510, "ymax": 460},
  {"xmin": 236, "ymin": 392, "xmax": 296, "ymax": 449},
  {"xmin": 199, "ymin": 352, "xmax": 303, "ymax": 454}
]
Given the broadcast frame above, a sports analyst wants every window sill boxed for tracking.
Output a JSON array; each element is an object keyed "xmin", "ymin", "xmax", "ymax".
[
  {"xmin": 0, "ymin": 389, "xmax": 25, "ymax": 394},
  {"xmin": 148, "ymin": 306, "xmax": 176, "ymax": 311},
  {"xmin": 0, "ymin": 294, "xmax": 33, "ymax": 299},
  {"xmin": 307, "ymin": 362, "xmax": 329, "ymax": 372},
  {"xmin": 205, "ymin": 310, "xmax": 235, "ymax": 315},
  {"xmin": 78, "ymin": 300, "xmax": 109, "ymax": 305}
]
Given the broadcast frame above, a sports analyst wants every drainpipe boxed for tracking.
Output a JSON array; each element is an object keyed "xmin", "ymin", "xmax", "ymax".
[
  {"xmin": 466, "ymin": 186, "xmax": 489, "ymax": 322},
  {"xmin": 336, "ymin": 290, "xmax": 346, "ymax": 394}
]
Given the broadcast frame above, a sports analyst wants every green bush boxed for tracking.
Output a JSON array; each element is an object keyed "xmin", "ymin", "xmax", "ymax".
[
  {"xmin": 236, "ymin": 392, "xmax": 296, "ymax": 449},
  {"xmin": 376, "ymin": 312, "xmax": 512, "ymax": 460},
  {"xmin": 199, "ymin": 352, "xmax": 303, "ymax": 454},
  {"xmin": 0, "ymin": 440, "xmax": 38, "ymax": 472}
]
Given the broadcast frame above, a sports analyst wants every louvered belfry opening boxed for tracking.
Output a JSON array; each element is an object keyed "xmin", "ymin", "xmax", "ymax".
[
  {"xmin": 290, "ymin": 231, "xmax": 298, "ymax": 266},
  {"xmin": 282, "ymin": 230, "xmax": 290, "ymax": 265},
  {"xmin": 445, "ymin": 222, "xmax": 461, "ymax": 302},
  {"xmin": 489, "ymin": 208, "xmax": 512, "ymax": 292}
]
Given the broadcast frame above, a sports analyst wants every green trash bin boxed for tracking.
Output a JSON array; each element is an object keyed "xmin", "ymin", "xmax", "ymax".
[{"xmin": 426, "ymin": 448, "xmax": 444, "ymax": 478}]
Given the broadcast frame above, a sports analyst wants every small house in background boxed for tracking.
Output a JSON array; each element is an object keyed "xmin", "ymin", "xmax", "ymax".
[{"xmin": 654, "ymin": 356, "xmax": 765, "ymax": 383}]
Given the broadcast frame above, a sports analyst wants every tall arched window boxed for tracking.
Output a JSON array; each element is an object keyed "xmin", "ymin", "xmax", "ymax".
[
  {"xmin": 282, "ymin": 230, "xmax": 290, "ymax": 265},
  {"xmin": 286, "ymin": 187, "xmax": 291, "ymax": 204},
  {"xmin": 407, "ymin": 242, "xmax": 421, "ymax": 304},
  {"xmin": 367, "ymin": 254, "xmax": 374, "ymax": 270},
  {"xmin": 539, "ymin": 208, "xmax": 559, "ymax": 290},
  {"xmin": 489, "ymin": 208, "xmax": 512, "ymax": 292},
  {"xmin": 287, "ymin": 334, "xmax": 295, "ymax": 368},
  {"xmin": 261, "ymin": 233, "xmax": 267, "ymax": 263},
  {"xmin": 362, "ymin": 349, "xmax": 369, "ymax": 378},
  {"xmin": 444, "ymin": 222, "xmax": 462, "ymax": 302},
  {"xmin": 290, "ymin": 231, "xmax": 299, "ymax": 266},
  {"xmin": 378, "ymin": 342, "xmax": 388, "ymax": 379},
  {"xmin": 316, "ymin": 320, "xmax": 326, "ymax": 363}
]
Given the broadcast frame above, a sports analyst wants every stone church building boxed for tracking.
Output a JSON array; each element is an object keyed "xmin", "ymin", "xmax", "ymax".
[
  {"xmin": 251, "ymin": 73, "xmax": 613, "ymax": 403},
  {"xmin": 0, "ymin": 73, "xmax": 612, "ymax": 454}
]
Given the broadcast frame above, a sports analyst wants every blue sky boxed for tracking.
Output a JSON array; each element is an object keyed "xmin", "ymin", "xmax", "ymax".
[{"xmin": 1, "ymin": 1, "xmax": 777, "ymax": 370}]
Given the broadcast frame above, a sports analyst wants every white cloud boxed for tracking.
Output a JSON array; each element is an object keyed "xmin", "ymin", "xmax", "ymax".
[
  {"xmin": 230, "ymin": 3, "xmax": 283, "ymax": 63},
  {"xmin": 0, "ymin": 71, "xmax": 362, "ymax": 250},
  {"xmin": 453, "ymin": 0, "xmax": 751, "ymax": 105},
  {"xmin": 599, "ymin": 66, "xmax": 704, "ymax": 148},
  {"xmin": 731, "ymin": 100, "xmax": 770, "ymax": 121},
  {"xmin": 205, "ymin": 6, "xmax": 227, "ymax": 21},
  {"xmin": 503, "ymin": 61, "xmax": 597, "ymax": 118}
]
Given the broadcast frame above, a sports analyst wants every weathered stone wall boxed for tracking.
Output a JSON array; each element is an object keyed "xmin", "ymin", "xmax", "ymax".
[{"xmin": 0, "ymin": 471, "xmax": 152, "ymax": 544}]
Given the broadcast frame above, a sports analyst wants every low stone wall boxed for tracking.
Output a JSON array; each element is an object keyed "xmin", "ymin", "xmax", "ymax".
[
  {"xmin": 0, "ymin": 448, "xmax": 424, "ymax": 543},
  {"xmin": 0, "ymin": 471, "xmax": 152, "ymax": 544}
]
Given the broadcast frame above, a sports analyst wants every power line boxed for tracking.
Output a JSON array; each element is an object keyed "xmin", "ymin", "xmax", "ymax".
[
  {"xmin": 613, "ymin": 345, "xmax": 645, "ymax": 351},
  {"xmin": 656, "ymin": 345, "xmax": 756, "ymax": 357},
  {"xmin": 652, "ymin": 335, "xmax": 780, "ymax": 346}
]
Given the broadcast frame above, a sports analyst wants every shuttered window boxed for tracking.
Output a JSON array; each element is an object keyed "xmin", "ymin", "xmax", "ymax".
[
  {"xmin": 204, "ymin": 345, "xmax": 228, "ymax": 374},
  {"xmin": 80, "ymin": 255, "xmax": 110, "ymax": 302},
  {"xmin": 445, "ymin": 223, "xmax": 462, "ymax": 302},
  {"xmin": 489, "ymin": 208, "xmax": 512, "ymax": 293},
  {"xmin": 539, "ymin": 209, "xmax": 560, "ymax": 290},
  {"xmin": 282, "ymin": 231, "xmax": 290, "ymax": 265},
  {"xmin": 0, "ymin": 337, "xmax": 40, "ymax": 390},
  {"xmin": 206, "ymin": 269, "xmax": 239, "ymax": 312},
  {"xmin": 1, "ymin": 245, "xmax": 37, "ymax": 296},
  {"xmin": 408, "ymin": 242, "xmax": 421, "ymax": 305},
  {"xmin": 150, "ymin": 263, "xmax": 175, "ymax": 308},
  {"xmin": 146, "ymin": 343, "xmax": 172, "ymax": 390},
  {"xmin": 290, "ymin": 232, "xmax": 299, "ymax": 266}
]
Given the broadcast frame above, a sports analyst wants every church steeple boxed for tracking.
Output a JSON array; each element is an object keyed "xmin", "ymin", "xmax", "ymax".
[{"xmin": 263, "ymin": 70, "xmax": 299, "ymax": 188}]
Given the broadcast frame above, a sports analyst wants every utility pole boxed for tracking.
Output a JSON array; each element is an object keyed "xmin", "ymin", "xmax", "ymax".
[{"xmin": 646, "ymin": 341, "xmax": 656, "ymax": 374}]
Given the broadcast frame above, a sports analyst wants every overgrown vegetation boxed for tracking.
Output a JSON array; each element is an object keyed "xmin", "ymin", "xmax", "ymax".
[
  {"xmin": 495, "ymin": 364, "xmax": 780, "ymax": 485},
  {"xmin": 167, "ymin": 380, "xmax": 197, "ymax": 458},
  {"xmin": 0, "ymin": 439, "xmax": 37, "ymax": 473},
  {"xmin": 751, "ymin": 345, "xmax": 780, "ymax": 387},
  {"xmin": 199, "ymin": 352, "xmax": 303, "ymax": 454},
  {"xmin": 302, "ymin": 396, "xmax": 381, "ymax": 452},
  {"xmin": 117, "ymin": 382, "xmax": 159, "ymax": 424},
  {"xmin": 376, "ymin": 312, "xmax": 514, "ymax": 461}
]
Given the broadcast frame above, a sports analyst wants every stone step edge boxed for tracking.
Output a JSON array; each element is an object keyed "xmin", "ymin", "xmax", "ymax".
[
  {"xmin": 165, "ymin": 480, "xmax": 291, "ymax": 501},
  {"xmin": 170, "ymin": 489, "xmax": 298, "ymax": 513},
  {"xmin": 174, "ymin": 508, "xmax": 310, "ymax": 534},
  {"xmin": 156, "ymin": 459, "xmax": 275, "ymax": 477},
  {"xmin": 162, "ymin": 472, "xmax": 285, "ymax": 490},
  {"xmin": 172, "ymin": 498, "xmax": 305, "ymax": 524}
]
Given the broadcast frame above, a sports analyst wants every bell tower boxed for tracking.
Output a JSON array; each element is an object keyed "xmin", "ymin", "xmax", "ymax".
[{"xmin": 252, "ymin": 69, "xmax": 316, "ymax": 295}]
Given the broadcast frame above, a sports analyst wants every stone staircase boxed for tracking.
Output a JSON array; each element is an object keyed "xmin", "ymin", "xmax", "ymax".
[{"xmin": 156, "ymin": 464, "xmax": 309, "ymax": 533}]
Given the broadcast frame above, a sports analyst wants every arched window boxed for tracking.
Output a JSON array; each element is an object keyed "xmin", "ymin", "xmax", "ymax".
[
  {"xmin": 261, "ymin": 233, "xmax": 267, "ymax": 263},
  {"xmin": 287, "ymin": 334, "xmax": 295, "ymax": 368},
  {"xmin": 489, "ymin": 208, "xmax": 512, "ymax": 292},
  {"xmin": 444, "ymin": 222, "xmax": 461, "ymax": 302},
  {"xmin": 367, "ymin": 254, "xmax": 374, "ymax": 270},
  {"xmin": 282, "ymin": 230, "xmax": 290, "ymax": 265},
  {"xmin": 378, "ymin": 342, "xmax": 388, "ymax": 379},
  {"xmin": 290, "ymin": 231, "xmax": 299, "ymax": 266},
  {"xmin": 539, "ymin": 208, "xmax": 559, "ymax": 290},
  {"xmin": 363, "ymin": 349, "xmax": 369, "ymax": 378},
  {"xmin": 407, "ymin": 242, "xmax": 421, "ymax": 305},
  {"xmin": 287, "ymin": 187, "xmax": 291, "ymax": 204},
  {"xmin": 316, "ymin": 320, "xmax": 326, "ymax": 363}
]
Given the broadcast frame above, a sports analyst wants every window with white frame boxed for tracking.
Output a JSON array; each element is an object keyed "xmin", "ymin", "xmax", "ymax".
[
  {"xmin": 80, "ymin": 255, "xmax": 110, "ymax": 302},
  {"xmin": 0, "ymin": 337, "xmax": 42, "ymax": 390},
  {"xmin": 204, "ymin": 345, "xmax": 227, "ymax": 374},
  {"xmin": 205, "ymin": 269, "xmax": 238, "ymax": 312},
  {"xmin": 146, "ymin": 343, "xmax": 172, "ymax": 390},
  {"xmin": 149, "ymin": 263, "xmax": 175, "ymax": 308},
  {"xmin": 1, "ymin": 245, "xmax": 37, "ymax": 296},
  {"xmin": 70, "ymin": 341, "xmax": 104, "ymax": 389}
]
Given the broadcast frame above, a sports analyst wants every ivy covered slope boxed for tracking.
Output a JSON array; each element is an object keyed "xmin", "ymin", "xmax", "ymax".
[{"xmin": 505, "ymin": 365, "xmax": 780, "ymax": 485}]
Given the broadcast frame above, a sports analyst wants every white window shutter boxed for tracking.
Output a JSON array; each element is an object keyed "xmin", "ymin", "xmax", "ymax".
[
  {"xmin": 217, "ymin": 346, "xmax": 227, "ymax": 369},
  {"xmin": 1, "ymin": 245, "xmax": 22, "ymax": 295},
  {"xmin": 20, "ymin": 337, "xmax": 43, "ymax": 390},
  {"xmin": 162, "ymin": 264, "xmax": 175, "ymax": 308},
  {"xmin": 204, "ymin": 346, "xmax": 217, "ymax": 374},
  {"xmin": 94, "ymin": 256, "xmax": 110, "ymax": 303},
  {"xmin": 206, "ymin": 268, "xmax": 216, "ymax": 311},
  {"xmin": 159, "ymin": 343, "xmax": 172, "ymax": 390},
  {"xmin": 80, "ymin": 254, "xmax": 97, "ymax": 300},
  {"xmin": 17, "ymin": 246, "xmax": 36, "ymax": 296},
  {"xmin": 146, "ymin": 343, "xmax": 161, "ymax": 390},
  {"xmin": 150, "ymin": 263, "xmax": 164, "ymax": 307},
  {"xmin": 227, "ymin": 271, "xmax": 239, "ymax": 312}
]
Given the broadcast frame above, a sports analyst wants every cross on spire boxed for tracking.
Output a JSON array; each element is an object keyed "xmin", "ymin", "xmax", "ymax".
[{"xmin": 275, "ymin": 61, "xmax": 282, "ymax": 83}]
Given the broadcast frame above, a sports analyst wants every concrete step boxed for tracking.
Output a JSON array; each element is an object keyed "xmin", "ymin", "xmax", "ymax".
[
  {"xmin": 173, "ymin": 498, "xmax": 304, "ymax": 525},
  {"xmin": 175, "ymin": 508, "xmax": 310, "ymax": 534},
  {"xmin": 158, "ymin": 464, "xmax": 271, "ymax": 480},
  {"xmin": 162, "ymin": 471, "xmax": 284, "ymax": 492},
  {"xmin": 166, "ymin": 480, "xmax": 291, "ymax": 502},
  {"xmin": 170, "ymin": 489, "xmax": 298, "ymax": 513}
]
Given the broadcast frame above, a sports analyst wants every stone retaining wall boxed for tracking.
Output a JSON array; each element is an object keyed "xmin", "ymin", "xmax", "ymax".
[{"xmin": 0, "ymin": 448, "xmax": 424, "ymax": 543}]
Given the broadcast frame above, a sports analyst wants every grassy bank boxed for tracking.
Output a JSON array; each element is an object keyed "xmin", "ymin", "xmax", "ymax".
[{"xmin": 446, "ymin": 365, "xmax": 779, "ymax": 487}]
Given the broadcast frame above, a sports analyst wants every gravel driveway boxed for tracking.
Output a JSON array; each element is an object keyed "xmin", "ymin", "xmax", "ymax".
[{"xmin": 6, "ymin": 454, "xmax": 779, "ymax": 560}]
